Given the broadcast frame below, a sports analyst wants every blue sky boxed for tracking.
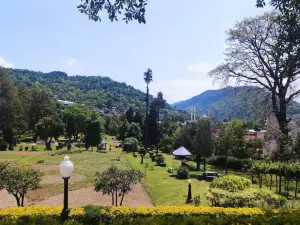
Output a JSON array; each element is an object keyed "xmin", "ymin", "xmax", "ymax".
[{"xmin": 0, "ymin": 0, "xmax": 269, "ymax": 103}]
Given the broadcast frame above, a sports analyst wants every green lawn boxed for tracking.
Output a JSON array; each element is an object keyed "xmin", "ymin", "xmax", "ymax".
[{"xmin": 123, "ymin": 152, "xmax": 211, "ymax": 206}]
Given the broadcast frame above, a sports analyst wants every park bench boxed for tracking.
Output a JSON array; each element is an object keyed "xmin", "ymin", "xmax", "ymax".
[
  {"xmin": 198, "ymin": 171, "xmax": 221, "ymax": 181},
  {"xmin": 167, "ymin": 166, "xmax": 174, "ymax": 173}
]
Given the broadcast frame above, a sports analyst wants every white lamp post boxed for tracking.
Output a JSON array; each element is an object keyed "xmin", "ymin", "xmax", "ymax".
[{"xmin": 59, "ymin": 155, "xmax": 74, "ymax": 221}]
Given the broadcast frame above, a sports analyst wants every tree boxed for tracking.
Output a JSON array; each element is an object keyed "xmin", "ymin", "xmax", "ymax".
[
  {"xmin": 27, "ymin": 88, "xmax": 55, "ymax": 133},
  {"xmin": 143, "ymin": 69, "xmax": 153, "ymax": 148},
  {"xmin": 173, "ymin": 122, "xmax": 198, "ymax": 151},
  {"xmin": 126, "ymin": 107, "xmax": 134, "ymax": 123},
  {"xmin": 78, "ymin": 0, "xmax": 147, "ymax": 24},
  {"xmin": 0, "ymin": 68, "xmax": 27, "ymax": 149},
  {"xmin": 159, "ymin": 135, "xmax": 174, "ymax": 154},
  {"xmin": 1, "ymin": 164, "xmax": 42, "ymax": 207},
  {"xmin": 125, "ymin": 122, "xmax": 142, "ymax": 140},
  {"xmin": 94, "ymin": 165, "xmax": 144, "ymax": 206},
  {"xmin": 35, "ymin": 116, "xmax": 65, "ymax": 150},
  {"xmin": 193, "ymin": 118, "xmax": 213, "ymax": 171},
  {"xmin": 209, "ymin": 12, "xmax": 300, "ymax": 158},
  {"xmin": 117, "ymin": 120, "xmax": 129, "ymax": 142},
  {"xmin": 66, "ymin": 115, "xmax": 76, "ymax": 141},
  {"xmin": 84, "ymin": 114, "xmax": 103, "ymax": 150}
]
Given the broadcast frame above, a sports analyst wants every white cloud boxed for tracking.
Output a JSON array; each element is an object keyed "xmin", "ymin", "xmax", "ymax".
[
  {"xmin": 186, "ymin": 61, "xmax": 215, "ymax": 73},
  {"xmin": 0, "ymin": 57, "xmax": 14, "ymax": 68},
  {"xmin": 66, "ymin": 58, "xmax": 79, "ymax": 66}
]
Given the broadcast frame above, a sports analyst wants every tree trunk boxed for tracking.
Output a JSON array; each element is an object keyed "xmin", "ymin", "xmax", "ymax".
[
  {"xmin": 276, "ymin": 174, "xmax": 278, "ymax": 193},
  {"xmin": 259, "ymin": 174, "xmax": 262, "ymax": 189},
  {"xmin": 225, "ymin": 154, "xmax": 228, "ymax": 174},
  {"xmin": 196, "ymin": 155, "xmax": 201, "ymax": 171},
  {"xmin": 279, "ymin": 175, "xmax": 282, "ymax": 194},
  {"xmin": 120, "ymin": 193, "xmax": 125, "ymax": 206},
  {"xmin": 287, "ymin": 177, "xmax": 290, "ymax": 198},
  {"xmin": 295, "ymin": 179, "xmax": 298, "ymax": 199},
  {"xmin": 203, "ymin": 157, "xmax": 206, "ymax": 171},
  {"xmin": 112, "ymin": 191, "xmax": 114, "ymax": 206},
  {"xmin": 144, "ymin": 84, "xmax": 149, "ymax": 149},
  {"xmin": 14, "ymin": 195, "xmax": 20, "ymax": 207},
  {"xmin": 115, "ymin": 189, "xmax": 118, "ymax": 207},
  {"xmin": 21, "ymin": 195, "xmax": 24, "ymax": 207}
]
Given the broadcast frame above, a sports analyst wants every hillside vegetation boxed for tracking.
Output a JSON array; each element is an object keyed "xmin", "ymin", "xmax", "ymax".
[
  {"xmin": 173, "ymin": 86, "xmax": 300, "ymax": 121},
  {"xmin": 9, "ymin": 69, "xmax": 147, "ymax": 112}
]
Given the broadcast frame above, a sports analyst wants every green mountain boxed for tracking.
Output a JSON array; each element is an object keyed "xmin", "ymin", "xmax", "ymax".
[
  {"xmin": 9, "ymin": 69, "xmax": 147, "ymax": 113},
  {"xmin": 173, "ymin": 86, "xmax": 300, "ymax": 121}
]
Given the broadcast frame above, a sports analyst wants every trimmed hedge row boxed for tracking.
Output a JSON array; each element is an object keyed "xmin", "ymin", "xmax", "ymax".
[{"xmin": 0, "ymin": 206, "xmax": 300, "ymax": 224}]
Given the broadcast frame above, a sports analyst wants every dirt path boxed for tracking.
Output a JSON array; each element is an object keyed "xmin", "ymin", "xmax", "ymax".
[{"xmin": 33, "ymin": 184, "xmax": 152, "ymax": 207}]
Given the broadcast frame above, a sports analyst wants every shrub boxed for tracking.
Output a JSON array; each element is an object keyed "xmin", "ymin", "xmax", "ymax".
[
  {"xmin": 24, "ymin": 146, "xmax": 29, "ymax": 151},
  {"xmin": 206, "ymin": 188, "xmax": 286, "ymax": 208},
  {"xmin": 37, "ymin": 160, "xmax": 44, "ymax": 164},
  {"xmin": 155, "ymin": 155, "xmax": 165, "ymax": 166},
  {"xmin": 207, "ymin": 156, "xmax": 252, "ymax": 170},
  {"xmin": 56, "ymin": 146, "xmax": 60, "ymax": 150},
  {"xmin": 176, "ymin": 166, "xmax": 189, "ymax": 179},
  {"xmin": 210, "ymin": 175, "xmax": 251, "ymax": 192},
  {"xmin": 75, "ymin": 143, "xmax": 85, "ymax": 148},
  {"xmin": 0, "ymin": 141, "xmax": 8, "ymax": 151},
  {"xmin": 19, "ymin": 146, "xmax": 23, "ymax": 151},
  {"xmin": 31, "ymin": 146, "xmax": 37, "ymax": 151},
  {"xmin": 67, "ymin": 143, "xmax": 72, "ymax": 151},
  {"xmin": 194, "ymin": 195, "xmax": 201, "ymax": 206},
  {"xmin": 160, "ymin": 163, "xmax": 167, "ymax": 167},
  {"xmin": 123, "ymin": 137, "xmax": 139, "ymax": 152}
]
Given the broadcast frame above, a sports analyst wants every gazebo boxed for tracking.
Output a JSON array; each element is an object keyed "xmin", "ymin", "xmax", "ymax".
[
  {"xmin": 173, "ymin": 146, "xmax": 192, "ymax": 165},
  {"xmin": 100, "ymin": 141, "xmax": 107, "ymax": 150}
]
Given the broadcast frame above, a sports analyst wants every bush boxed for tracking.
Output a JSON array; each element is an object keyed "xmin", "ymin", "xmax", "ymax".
[
  {"xmin": 160, "ymin": 163, "xmax": 167, "ymax": 167},
  {"xmin": 22, "ymin": 137, "xmax": 34, "ymax": 143},
  {"xmin": 123, "ymin": 137, "xmax": 139, "ymax": 152},
  {"xmin": 210, "ymin": 175, "xmax": 251, "ymax": 192},
  {"xmin": 19, "ymin": 146, "xmax": 23, "ymax": 151},
  {"xmin": 31, "ymin": 146, "xmax": 37, "ymax": 151},
  {"xmin": 25, "ymin": 146, "xmax": 29, "ymax": 151},
  {"xmin": 155, "ymin": 155, "xmax": 165, "ymax": 166},
  {"xmin": 58, "ymin": 142, "xmax": 65, "ymax": 149},
  {"xmin": 176, "ymin": 166, "xmax": 189, "ymax": 179},
  {"xmin": 56, "ymin": 146, "xmax": 60, "ymax": 150},
  {"xmin": 37, "ymin": 160, "xmax": 44, "ymax": 164},
  {"xmin": 67, "ymin": 143, "xmax": 72, "ymax": 151},
  {"xmin": 75, "ymin": 143, "xmax": 85, "ymax": 148},
  {"xmin": 207, "ymin": 156, "xmax": 252, "ymax": 170},
  {"xmin": 206, "ymin": 188, "xmax": 286, "ymax": 208}
]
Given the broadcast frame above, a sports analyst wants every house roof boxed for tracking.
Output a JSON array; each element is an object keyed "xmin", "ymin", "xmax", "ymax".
[{"xmin": 173, "ymin": 146, "xmax": 192, "ymax": 157}]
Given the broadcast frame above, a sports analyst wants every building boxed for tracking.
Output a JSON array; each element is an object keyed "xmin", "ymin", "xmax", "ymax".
[
  {"xmin": 57, "ymin": 100, "xmax": 76, "ymax": 107},
  {"xmin": 245, "ymin": 129, "xmax": 267, "ymax": 140}
]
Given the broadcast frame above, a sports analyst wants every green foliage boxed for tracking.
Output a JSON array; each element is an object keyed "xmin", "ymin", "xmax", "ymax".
[
  {"xmin": 35, "ymin": 115, "xmax": 64, "ymax": 150},
  {"xmin": 77, "ymin": 0, "xmax": 147, "ymax": 24},
  {"xmin": 84, "ymin": 114, "xmax": 103, "ymax": 149},
  {"xmin": 155, "ymin": 155, "xmax": 165, "ymax": 166},
  {"xmin": 117, "ymin": 120, "xmax": 129, "ymax": 142},
  {"xmin": 0, "ymin": 141, "xmax": 8, "ymax": 151},
  {"xmin": 210, "ymin": 175, "xmax": 251, "ymax": 192},
  {"xmin": 125, "ymin": 123, "xmax": 142, "ymax": 141},
  {"xmin": 207, "ymin": 156, "xmax": 252, "ymax": 170},
  {"xmin": 0, "ymin": 163, "xmax": 43, "ymax": 207},
  {"xmin": 206, "ymin": 187, "xmax": 286, "ymax": 208},
  {"xmin": 158, "ymin": 135, "xmax": 174, "ymax": 154},
  {"xmin": 94, "ymin": 165, "xmax": 144, "ymax": 206},
  {"xmin": 123, "ymin": 137, "xmax": 139, "ymax": 152},
  {"xmin": 10, "ymin": 69, "xmax": 147, "ymax": 113},
  {"xmin": 176, "ymin": 166, "xmax": 189, "ymax": 179}
]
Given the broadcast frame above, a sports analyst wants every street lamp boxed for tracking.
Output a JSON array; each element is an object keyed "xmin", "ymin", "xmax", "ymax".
[
  {"xmin": 186, "ymin": 179, "xmax": 193, "ymax": 204},
  {"xmin": 59, "ymin": 155, "xmax": 74, "ymax": 221}
]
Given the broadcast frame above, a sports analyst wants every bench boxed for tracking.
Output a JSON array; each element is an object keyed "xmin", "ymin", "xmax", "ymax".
[
  {"xmin": 198, "ymin": 171, "xmax": 221, "ymax": 181},
  {"xmin": 167, "ymin": 166, "xmax": 174, "ymax": 173}
]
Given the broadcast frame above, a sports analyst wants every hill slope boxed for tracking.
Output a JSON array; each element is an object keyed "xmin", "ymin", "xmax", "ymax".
[
  {"xmin": 9, "ymin": 69, "xmax": 148, "ymax": 113},
  {"xmin": 173, "ymin": 86, "xmax": 300, "ymax": 121}
]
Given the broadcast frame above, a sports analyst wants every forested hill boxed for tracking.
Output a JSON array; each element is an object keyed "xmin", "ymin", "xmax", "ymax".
[
  {"xmin": 173, "ymin": 86, "xmax": 300, "ymax": 121},
  {"xmin": 9, "ymin": 69, "xmax": 149, "ymax": 112}
]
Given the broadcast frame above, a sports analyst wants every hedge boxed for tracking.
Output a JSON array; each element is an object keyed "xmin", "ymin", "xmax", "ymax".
[{"xmin": 0, "ymin": 206, "xmax": 300, "ymax": 224}]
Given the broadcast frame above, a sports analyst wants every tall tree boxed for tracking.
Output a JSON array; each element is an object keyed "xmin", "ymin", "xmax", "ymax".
[
  {"xmin": 0, "ymin": 68, "xmax": 26, "ymax": 149},
  {"xmin": 35, "ymin": 116, "xmax": 65, "ymax": 150},
  {"xmin": 209, "ymin": 12, "xmax": 300, "ymax": 158},
  {"xmin": 84, "ymin": 114, "xmax": 103, "ymax": 150},
  {"xmin": 27, "ymin": 88, "xmax": 55, "ymax": 134},
  {"xmin": 78, "ymin": 0, "xmax": 147, "ymax": 24},
  {"xmin": 193, "ymin": 118, "xmax": 213, "ymax": 171},
  {"xmin": 143, "ymin": 69, "xmax": 153, "ymax": 148},
  {"xmin": 117, "ymin": 120, "xmax": 129, "ymax": 142}
]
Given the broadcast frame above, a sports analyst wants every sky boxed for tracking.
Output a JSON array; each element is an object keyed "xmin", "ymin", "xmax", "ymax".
[{"xmin": 0, "ymin": 0, "xmax": 270, "ymax": 103}]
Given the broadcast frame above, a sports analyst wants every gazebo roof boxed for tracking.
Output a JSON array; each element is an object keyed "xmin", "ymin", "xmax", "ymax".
[
  {"xmin": 173, "ymin": 146, "xmax": 192, "ymax": 157},
  {"xmin": 101, "ymin": 141, "xmax": 107, "ymax": 144}
]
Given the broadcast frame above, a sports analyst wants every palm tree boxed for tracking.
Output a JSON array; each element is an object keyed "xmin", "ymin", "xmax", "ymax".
[{"xmin": 143, "ymin": 69, "xmax": 153, "ymax": 148}]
